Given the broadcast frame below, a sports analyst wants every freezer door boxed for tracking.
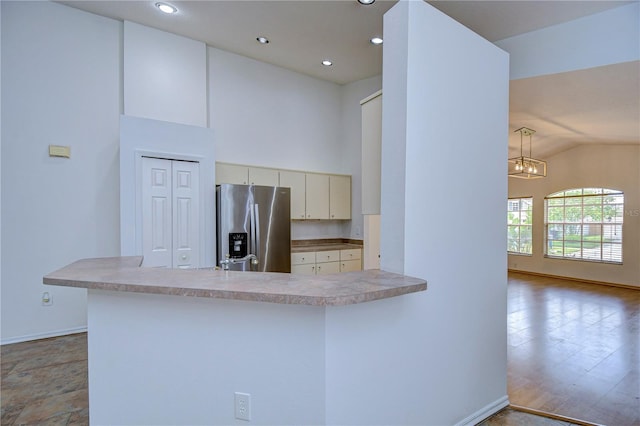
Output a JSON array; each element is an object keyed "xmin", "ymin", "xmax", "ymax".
[{"xmin": 216, "ymin": 184, "xmax": 291, "ymax": 272}]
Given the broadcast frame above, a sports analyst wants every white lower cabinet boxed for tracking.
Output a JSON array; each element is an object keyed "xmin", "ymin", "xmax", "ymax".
[
  {"xmin": 340, "ymin": 259, "xmax": 361, "ymax": 272},
  {"xmin": 291, "ymin": 248, "xmax": 362, "ymax": 275},
  {"xmin": 316, "ymin": 261, "xmax": 340, "ymax": 275},
  {"xmin": 340, "ymin": 249, "xmax": 362, "ymax": 272}
]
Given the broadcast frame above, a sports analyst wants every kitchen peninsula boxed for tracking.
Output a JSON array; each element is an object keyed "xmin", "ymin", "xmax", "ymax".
[{"xmin": 44, "ymin": 257, "xmax": 426, "ymax": 425}]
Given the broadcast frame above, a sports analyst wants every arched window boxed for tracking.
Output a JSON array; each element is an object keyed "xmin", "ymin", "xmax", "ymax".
[{"xmin": 545, "ymin": 188, "xmax": 623, "ymax": 263}]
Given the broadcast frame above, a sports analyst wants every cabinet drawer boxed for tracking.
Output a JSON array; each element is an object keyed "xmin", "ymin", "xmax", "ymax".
[
  {"xmin": 291, "ymin": 252, "xmax": 316, "ymax": 265},
  {"xmin": 316, "ymin": 261, "xmax": 340, "ymax": 275},
  {"xmin": 340, "ymin": 248, "xmax": 362, "ymax": 261},
  {"xmin": 340, "ymin": 259, "xmax": 362, "ymax": 272},
  {"xmin": 315, "ymin": 250, "xmax": 340, "ymax": 263},
  {"xmin": 291, "ymin": 264, "xmax": 316, "ymax": 275}
]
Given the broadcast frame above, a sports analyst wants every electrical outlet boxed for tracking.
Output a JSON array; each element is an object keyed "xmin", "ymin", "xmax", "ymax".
[
  {"xmin": 234, "ymin": 392, "xmax": 251, "ymax": 421},
  {"xmin": 42, "ymin": 292, "xmax": 53, "ymax": 306}
]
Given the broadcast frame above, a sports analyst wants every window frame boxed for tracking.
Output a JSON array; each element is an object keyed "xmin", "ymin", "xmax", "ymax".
[
  {"xmin": 544, "ymin": 188, "xmax": 623, "ymax": 264},
  {"xmin": 507, "ymin": 196, "xmax": 533, "ymax": 256}
]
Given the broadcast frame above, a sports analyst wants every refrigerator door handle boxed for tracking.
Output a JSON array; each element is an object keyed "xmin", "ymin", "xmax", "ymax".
[
  {"xmin": 254, "ymin": 204, "xmax": 261, "ymax": 267},
  {"xmin": 250, "ymin": 204, "xmax": 257, "ymax": 259}
]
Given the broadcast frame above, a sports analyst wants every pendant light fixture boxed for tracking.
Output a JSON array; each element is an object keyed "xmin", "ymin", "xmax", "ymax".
[{"xmin": 508, "ymin": 127, "xmax": 547, "ymax": 179}]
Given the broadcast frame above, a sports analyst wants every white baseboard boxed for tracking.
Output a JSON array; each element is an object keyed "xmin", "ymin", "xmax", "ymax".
[
  {"xmin": 455, "ymin": 395, "xmax": 510, "ymax": 426},
  {"xmin": 1, "ymin": 326, "xmax": 87, "ymax": 345}
]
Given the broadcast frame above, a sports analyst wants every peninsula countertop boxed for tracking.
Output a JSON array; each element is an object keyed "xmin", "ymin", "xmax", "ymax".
[{"xmin": 43, "ymin": 257, "xmax": 427, "ymax": 307}]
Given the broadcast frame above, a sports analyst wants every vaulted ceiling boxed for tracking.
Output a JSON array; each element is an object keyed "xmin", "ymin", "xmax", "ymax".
[{"xmin": 58, "ymin": 0, "xmax": 639, "ymax": 158}]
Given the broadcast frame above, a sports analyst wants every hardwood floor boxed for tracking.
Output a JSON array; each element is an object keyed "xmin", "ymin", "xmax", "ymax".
[
  {"xmin": 1, "ymin": 273, "xmax": 637, "ymax": 425},
  {"xmin": 507, "ymin": 272, "xmax": 639, "ymax": 426}
]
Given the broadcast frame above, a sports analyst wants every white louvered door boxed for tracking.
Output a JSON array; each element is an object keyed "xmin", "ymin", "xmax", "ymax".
[{"xmin": 142, "ymin": 157, "xmax": 200, "ymax": 268}]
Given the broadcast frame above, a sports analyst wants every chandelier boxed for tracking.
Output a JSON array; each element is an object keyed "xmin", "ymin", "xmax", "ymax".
[{"xmin": 508, "ymin": 127, "xmax": 547, "ymax": 179}]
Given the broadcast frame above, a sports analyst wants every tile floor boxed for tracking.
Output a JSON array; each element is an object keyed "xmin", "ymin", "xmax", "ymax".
[
  {"xmin": 1, "ymin": 273, "xmax": 638, "ymax": 425},
  {"xmin": 1, "ymin": 333, "xmax": 88, "ymax": 425}
]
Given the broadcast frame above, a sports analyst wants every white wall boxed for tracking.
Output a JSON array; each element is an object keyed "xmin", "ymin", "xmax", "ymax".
[
  {"xmin": 1, "ymin": 1, "xmax": 121, "ymax": 343},
  {"xmin": 124, "ymin": 21, "xmax": 207, "ymax": 127},
  {"xmin": 508, "ymin": 144, "xmax": 640, "ymax": 286},
  {"xmin": 326, "ymin": 2, "xmax": 509, "ymax": 424},
  {"xmin": 209, "ymin": 47, "xmax": 342, "ymax": 172},
  {"xmin": 88, "ymin": 291, "xmax": 327, "ymax": 425},
  {"xmin": 495, "ymin": 2, "xmax": 640, "ymax": 80},
  {"xmin": 208, "ymin": 47, "xmax": 372, "ymax": 240}
]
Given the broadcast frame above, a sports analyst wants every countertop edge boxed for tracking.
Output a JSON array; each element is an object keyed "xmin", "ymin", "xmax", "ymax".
[{"xmin": 43, "ymin": 257, "xmax": 427, "ymax": 306}]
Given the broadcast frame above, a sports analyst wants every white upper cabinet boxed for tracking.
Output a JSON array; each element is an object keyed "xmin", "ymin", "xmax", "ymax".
[
  {"xmin": 329, "ymin": 175, "xmax": 351, "ymax": 220},
  {"xmin": 249, "ymin": 167, "xmax": 279, "ymax": 186},
  {"xmin": 305, "ymin": 173, "xmax": 330, "ymax": 219},
  {"xmin": 279, "ymin": 170, "xmax": 306, "ymax": 220},
  {"xmin": 217, "ymin": 162, "xmax": 350, "ymax": 220},
  {"xmin": 216, "ymin": 163, "xmax": 248, "ymax": 185}
]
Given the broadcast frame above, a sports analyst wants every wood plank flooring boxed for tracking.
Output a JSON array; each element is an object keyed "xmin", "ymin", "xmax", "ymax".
[
  {"xmin": 1, "ymin": 272, "xmax": 637, "ymax": 425},
  {"xmin": 507, "ymin": 272, "xmax": 639, "ymax": 426}
]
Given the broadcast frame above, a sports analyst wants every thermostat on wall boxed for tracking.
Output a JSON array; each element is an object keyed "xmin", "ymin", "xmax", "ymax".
[{"xmin": 49, "ymin": 145, "xmax": 70, "ymax": 158}]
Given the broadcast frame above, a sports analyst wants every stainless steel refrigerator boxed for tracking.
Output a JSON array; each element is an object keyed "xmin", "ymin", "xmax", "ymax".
[{"xmin": 216, "ymin": 184, "xmax": 291, "ymax": 272}]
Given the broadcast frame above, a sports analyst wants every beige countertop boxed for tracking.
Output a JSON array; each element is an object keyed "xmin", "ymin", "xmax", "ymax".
[{"xmin": 43, "ymin": 257, "xmax": 426, "ymax": 307}]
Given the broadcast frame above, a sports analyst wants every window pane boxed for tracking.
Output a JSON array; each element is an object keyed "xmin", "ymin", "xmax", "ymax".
[
  {"xmin": 520, "ymin": 226, "xmax": 532, "ymax": 255},
  {"xmin": 583, "ymin": 195, "xmax": 602, "ymax": 205},
  {"xmin": 602, "ymin": 243, "xmax": 622, "ymax": 263},
  {"xmin": 507, "ymin": 197, "xmax": 533, "ymax": 255},
  {"xmin": 565, "ymin": 206, "xmax": 582, "ymax": 222},
  {"xmin": 547, "ymin": 206, "xmax": 564, "ymax": 222},
  {"xmin": 547, "ymin": 198, "xmax": 564, "ymax": 206},
  {"xmin": 583, "ymin": 188, "xmax": 602, "ymax": 195}
]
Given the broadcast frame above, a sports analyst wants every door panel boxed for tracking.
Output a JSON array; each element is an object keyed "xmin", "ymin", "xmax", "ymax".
[
  {"xmin": 142, "ymin": 157, "xmax": 172, "ymax": 267},
  {"xmin": 173, "ymin": 161, "xmax": 199, "ymax": 269}
]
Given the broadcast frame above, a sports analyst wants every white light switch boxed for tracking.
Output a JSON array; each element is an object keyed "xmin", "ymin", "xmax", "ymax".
[{"xmin": 49, "ymin": 145, "xmax": 70, "ymax": 158}]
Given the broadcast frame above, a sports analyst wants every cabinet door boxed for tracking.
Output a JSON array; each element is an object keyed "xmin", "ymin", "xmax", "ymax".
[
  {"xmin": 305, "ymin": 173, "xmax": 329, "ymax": 219},
  {"xmin": 291, "ymin": 264, "xmax": 316, "ymax": 275},
  {"xmin": 340, "ymin": 259, "xmax": 362, "ymax": 272},
  {"xmin": 361, "ymin": 92, "xmax": 382, "ymax": 214},
  {"xmin": 279, "ymin": 171, "xmax": 306, "ymax": 220},
  {"xmin": 316, "ymin": 261, "xmax": 340, "ymax": 275},
  {"xmin": 249, "ymin": 167, "xmax": 279, "ymax": 186},
  {"xmin": 329, "ymin": 175, "xmax": 351, "ymax": 219},
  {"xmin": 216, "ymin": 163, "xmax": 248, "ymax": 185}
]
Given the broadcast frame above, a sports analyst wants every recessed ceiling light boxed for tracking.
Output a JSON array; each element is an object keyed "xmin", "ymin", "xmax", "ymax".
[
  {"xmin": 256, "ymin": 36, "xmax": 269, "ymax": 44},
  {"xmin": 321, "ymin": 60, "xmax": 333, "ymax": 67},
  {"xmin": 370, "ymin": 37, "xmax": 383, "ymax": 45},
  {"xmin": 357, "ymin": 0, "xmax": 375, "ymax": 5},
  {"xmin": 155, "ymin": 2, "xmax": 177, "ymax": 14}
]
